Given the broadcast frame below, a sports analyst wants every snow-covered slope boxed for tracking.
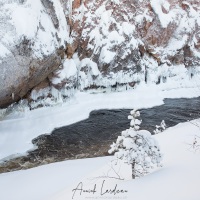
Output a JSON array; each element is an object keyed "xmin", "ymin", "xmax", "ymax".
[{"xmin": 0, "ymin": 119, "xmax": 200, "ymax": 200}]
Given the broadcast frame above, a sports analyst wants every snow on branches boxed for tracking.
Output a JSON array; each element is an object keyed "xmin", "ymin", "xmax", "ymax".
[
  {"xmin": 154, "ymin": 120, "xmax": 166, "ymax": 134},
  {"xmin": 109, "ymin": 109, "xmax": 162, "ymax": 179}
]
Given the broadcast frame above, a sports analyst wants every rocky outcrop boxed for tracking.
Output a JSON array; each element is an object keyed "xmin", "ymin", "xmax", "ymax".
[
  {"xmin": 68, "ymin": 0, "xmax": 200, "ymax": 90},
  {"xmin": 0, "ymin": 50, "xmax": 65, "ymax": 108},
  {"xmin": 0, "ymin": 0, "xmax": 69, "ymax": 108},
  {"xmin": 1, "ymin": 0, "xmax": 200, "ymax": 108}
]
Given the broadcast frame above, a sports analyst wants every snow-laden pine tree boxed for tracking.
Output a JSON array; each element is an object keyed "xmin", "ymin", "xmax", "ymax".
[
  {"xmin": 154, "ymin": 120, "xmax": 166, "ymax": 134},
  {"xmin": 109, "ymin": 109, "xmax": 162, "ymax": 179}
]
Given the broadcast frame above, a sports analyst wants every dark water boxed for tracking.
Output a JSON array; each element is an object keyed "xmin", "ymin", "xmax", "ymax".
[{"xmin": 1, "ymin": 97, "xmax": 200, "ymax": 173}]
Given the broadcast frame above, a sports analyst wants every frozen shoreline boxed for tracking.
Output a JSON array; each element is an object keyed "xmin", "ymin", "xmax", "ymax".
[{"xmin": 1, "ymin": 82, "xmax": 200, "ymax": 160}]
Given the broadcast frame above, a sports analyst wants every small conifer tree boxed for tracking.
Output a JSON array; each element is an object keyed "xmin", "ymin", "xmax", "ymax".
[{"xmin": 109, "ymin": 109, "xmax": 162, "ymax": 179}]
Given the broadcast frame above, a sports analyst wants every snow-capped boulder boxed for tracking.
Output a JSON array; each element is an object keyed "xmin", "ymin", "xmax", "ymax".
[{"xmin": 0, "ymin": 0, "xmax": 69, "ymax": 108}]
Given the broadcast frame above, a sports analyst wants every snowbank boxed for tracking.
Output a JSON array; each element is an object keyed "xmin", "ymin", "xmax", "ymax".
[{"xmin": 0, "ymin": 119, "xmax": 200, "ymax": 200}]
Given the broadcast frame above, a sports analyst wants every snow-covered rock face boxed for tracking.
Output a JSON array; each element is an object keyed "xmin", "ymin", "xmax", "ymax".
[
  {"xmin": 69, "ymin": 0, "xmax": 200, "ymax": 89},
  {"xmin": 0, "ymin": 0, "xmax": 69, "ymax": 108},
  {"xmin": 1, "ymin": 0, "xmax": 200, "ymax": 108}
]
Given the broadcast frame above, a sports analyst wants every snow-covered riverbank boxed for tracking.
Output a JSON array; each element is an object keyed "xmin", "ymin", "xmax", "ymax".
[
  {"xmin": 0, "ymin": 119, "xmax": 200, "ymax": 200},
  {"xmin": 1, "ymin": 82, "xmax": 200, "ymax": 161}
]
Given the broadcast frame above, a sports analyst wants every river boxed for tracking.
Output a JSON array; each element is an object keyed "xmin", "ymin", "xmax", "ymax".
[{"xmin": 1, "ymin": 96, "xmax": 200, "ymax": 173}]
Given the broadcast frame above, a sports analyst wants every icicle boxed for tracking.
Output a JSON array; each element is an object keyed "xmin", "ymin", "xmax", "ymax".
[{"xmin": 12, "ymin": 93, "xmax": 15, "ymax": 100}]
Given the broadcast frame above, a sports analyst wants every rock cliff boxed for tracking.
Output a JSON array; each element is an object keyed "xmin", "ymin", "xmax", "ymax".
[
  {"xmin": 0, "ymin": 0, "xmax": 69, "ymax": 107},
  {"xmin": 0, "ymin": 0, "xmax": 200, "ymax": 108}
]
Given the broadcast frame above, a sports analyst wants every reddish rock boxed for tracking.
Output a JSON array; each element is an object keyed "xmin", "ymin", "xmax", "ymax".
[{"xmin": 72, "ymin": 0, "xmax": 81, "ymax": 9}]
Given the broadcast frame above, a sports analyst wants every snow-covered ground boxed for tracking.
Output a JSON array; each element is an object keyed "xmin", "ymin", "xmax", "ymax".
[
  {"xmin": 0, "ymin": 0, "xmax": 200, "ymax": 199},
  {"xmin": 1, "ymin": 82, "xmax": 200, "ymax": 161},
  {"xmin": 0, "ymin": 119, "xmax": 200, "ymax": 200},
  {"xmin": 0, "ymin": 80, "xmax": 200, "ymax": 200}
]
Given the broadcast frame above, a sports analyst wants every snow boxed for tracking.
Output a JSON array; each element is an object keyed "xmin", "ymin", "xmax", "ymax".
[
  {"xmin": 108, "ymin": 31, "xmax": 125, "ymax": 44},
  {"xmin": 0, "ymin": 43, "xmax": 10, "ymax": 58},
  {"xmin": 1, "ymin": 119, "xmax": 200, "ymax": 200},
  {"xmin": 11, "ymin": 2, "xmax": 40, "ymax": 39},
  {"xmin": 0, "ymin": 156, "xmax": 113, "ymax": 200},
  {"xmin": 0, "ymin": 0, "xmax": 69, "ymax": 59},
  {"xmin": 122, "ymin": 22, "xmax": 135, "ymax": 36},
  {"xmin": 150, "ymin": 0, "xmax": 177, "ymax": 28},
  {"xmin": 51, "ymin": 59, "xmax": 77, "ymax": 85},
  {"xmin": 80, "ymin": 58, "xmax": 100, "ymax": 76},
  {"xmin": 85, "ymin": 2, "xmax": 127, "ymax": 65},
  {"xmin": 119, "ymin": 120, "xmax": 200, "ymax": 200},
  {"xmin": 99, "ymin": 47, "xmax": 116, "ymax": 64},
  {"xmin": 63, "ymin": 59, "xmax": 77, "ymax": 78}
]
